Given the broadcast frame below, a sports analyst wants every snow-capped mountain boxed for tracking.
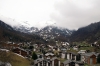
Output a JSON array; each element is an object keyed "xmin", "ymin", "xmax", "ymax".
[
  {"xmin": 13, "ymin": 21, "xmax": 39, "ymax": 33},
  {"xmin": 37, "ymin": 25, "xmax": 73, "ymax": 41},
  {"xmin": 0, "ymin": 20, "xmax": 46, "ymax": 43},
  {"xmin": 13, "ymin": 22, "xmax": 74, "ymax": 42},
  {"xmin": 12, "ymin": 21, "xmax": 74, "ymax": 42},
  {"xmin": 0, "ymin": 16, "xmax": 39, "ymax": 33}
]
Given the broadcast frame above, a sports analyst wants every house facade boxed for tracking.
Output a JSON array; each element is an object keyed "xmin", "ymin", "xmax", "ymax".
[
  {"xmin": 13, "ymin": 48, "xmax": 28, "ymax": 57},
  {"xmin": 34, "ymin": 57, "xmax": 60, "ymax": 66},
  {"xmin": 62, "ymin": 59, "xmax": 84, "ymax": 66},
  {"xmin": 80, "ymin": 52, "xmax": 99, "ymax": 64}
]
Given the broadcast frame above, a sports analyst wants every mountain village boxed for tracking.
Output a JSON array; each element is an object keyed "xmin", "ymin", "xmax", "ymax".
[
  {"xmin": 1, "ymin": 0, "xmax": 100, "ymax": 66},
  {"xmin": 0, "ymin": 40, "xmax": 100, "ymax": 66}
]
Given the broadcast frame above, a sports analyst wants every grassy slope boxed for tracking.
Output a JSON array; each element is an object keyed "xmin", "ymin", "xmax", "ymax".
[
  {"xmin": 10, "ymin": 54, "xmax": 31, "ymax": 66},
  {"xmin": 0, "ymin": 51, "xmax": 31, "ymax": 66}
]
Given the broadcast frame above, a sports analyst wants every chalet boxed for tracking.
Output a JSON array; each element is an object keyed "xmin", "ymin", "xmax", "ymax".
[
  {"xmin": 81, "ymin": 52, "xmax": 99, "ymax": 64},
  {"xmin": 34, "ymin": 58, "xmax": 44, "ymax": 66},
  {"xmin": 59, "ymin": 52, "xmax": 80, "ymax": 61},
  {"xmin": 51, "ymin": 57, "xmax": 60, "ymax": 66},
  {"xmin": 34, "ymin": 57, "xmax": 60, "ymax": 66},
  {"xmin": 59, "ymin": 52, "xmax": 72, "ymax": 59},
  {"xmin": 2, "ymin": 43, "xmax": 19, "ymax": 50},
  {"xmin": 43, "ymin": 59, "xmax": 51, "ymax": 66},
  {"xmin": 66, "ymin": 52, "xmax": 81, "ymax": 61},
  {"xmin": 13, "ymin": 48, "xmax": 28, "ymax": 57},
  {"xmin": 61, "ymin": 52, "xmax": 66, "ymax": 59},
  {"xmin": 45, "ymin": 52, "xmax": 55, "ymax": 59},
  {"xmin": 70, "ymin": 53, "xmax": 76, "ymax": 60},
  {"xmin": 59, "ymin": 51, "xmax": 71, "ymax": 59},
  {"xmin": 62, "ymin": 59, "xmax": 84, "ymax": 66},
  {"xmin": 66, "ymin": 53, "xmax": 72, "ymax": 60}
]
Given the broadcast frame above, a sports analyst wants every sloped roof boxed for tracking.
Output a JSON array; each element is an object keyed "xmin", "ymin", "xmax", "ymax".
[
  {"xmin": 34, "ymin": 58, "xmax": 44, "ymax": 64},
  {"xmin": 45, "ymin": 52, "xmax": 54, "ymax": 56},
  {"xmin": 81, "ymin": 52, "xmax": 99, "ymax": 57},
  {"xmin": 63, "ymin": 59, "xmax": 84, "ymax": 64},
  {"xmin": 63, "ymin": 59, "xmax": 72, "ymax": 64},
  {"xmin": 50, "ymin": 57, "xmax": 59, "ymax": 61}
]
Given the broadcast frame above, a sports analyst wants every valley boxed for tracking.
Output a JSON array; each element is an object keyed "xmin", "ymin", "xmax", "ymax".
[{"xmin": 0, "ymin": 20, "xmax": 100, "ymax": 66}]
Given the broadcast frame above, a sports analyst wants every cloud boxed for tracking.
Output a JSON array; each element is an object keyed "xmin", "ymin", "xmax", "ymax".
[
  {"xmin": 0, "ymin": 0, "xmax": 100, "ymax": 30},
  {"xmin": 0, "ymin": 15, "xmax": 19, "ymax": 26},
  {"xmin": 0, "ymin": 0, "xmax": 58, "ymax": 28},
  {"xmin": 50, "ymin": 0, "xmax": 100, "ymax": 30}
]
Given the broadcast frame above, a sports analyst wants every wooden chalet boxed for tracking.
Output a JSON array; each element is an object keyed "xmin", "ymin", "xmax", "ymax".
[{"xmin": 13, "ymin": 48, "xmax": 28, "ymax": 57}]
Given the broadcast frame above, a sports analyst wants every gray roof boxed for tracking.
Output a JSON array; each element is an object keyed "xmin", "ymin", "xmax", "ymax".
[
  {"xmin": 81, "ymin": 52, "xmax": 98, "ymax": 57},
  {"xmin": 63, "ymin": 60, "xmax": 84, "ymax": 64},
  {"xmin": 45, "ymin": 52, "xmax": 54, "ymax": 56},
  {"xmin": 63, "ymin": 59, "xmax": 72, "ymax": 64},
  {"xmin": 50, "ymin": 57, "xmax": 59, "ymax": 61},
  {"xmin": 44, "ymin": 59, "xmax": 51, "ymax": 63},
  {"xmin": 61, "ymin": 51, "xmax": 67, "ymax": 54},
  {"xmin": 75, "ymin": 61, "xmax": 84, "ymax": 64},
  {"xmin": 34, "ymin": 57, "xmax": 59, "ymax": 64},
  {"xmin": 34, "ymin": 58, "xmax": 44, "ymax": 64}
]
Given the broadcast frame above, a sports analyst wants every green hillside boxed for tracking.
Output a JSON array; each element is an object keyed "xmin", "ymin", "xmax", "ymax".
[{"xmin": 0, "ymin": 51, "xmax": 32, "ymax": 66}]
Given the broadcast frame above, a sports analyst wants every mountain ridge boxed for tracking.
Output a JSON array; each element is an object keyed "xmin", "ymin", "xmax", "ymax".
[
  {"xmin": 1, "ymin": 19, "xmax": 100, "ymax": 45},
  {"xmin": 13, "ymin": 24, "xmax": 74, "ymax": 43},
  {"xmin": 0, "ymin": 20, "xmax": 46, "ymax": 44},
  {"xmin": 70, "ymin": 21, "xmax": 100, "ymax": 43}
]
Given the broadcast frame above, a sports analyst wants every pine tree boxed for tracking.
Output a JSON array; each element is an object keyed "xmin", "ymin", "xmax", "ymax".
[{"xmin": 32, "ymin": 52, "xmax": 38, "ymax": 60}]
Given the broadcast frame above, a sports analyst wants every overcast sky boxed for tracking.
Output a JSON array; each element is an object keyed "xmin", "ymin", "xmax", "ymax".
[{"xmin": 0, "ymin": 0, "xmax": 100, "ymax": 30}]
